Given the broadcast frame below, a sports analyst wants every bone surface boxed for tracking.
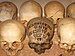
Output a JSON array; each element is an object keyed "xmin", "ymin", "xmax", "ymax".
[
  {"xmin": 27, "ymin": 17, "xmax": 54, "ymax": 54},
  {"xmin": 57, "ymin": 17, "xmax": 75, "ymax": 52},
  {"xmin": 44, "ymin": 1, "xmax": 65, "ymax": 24},
  {"xmin": 66, "ymin": 2, "xmax": 75, "ymax": 18},
  {"xmin": 0, "ymin": 19, "xmax": 25, "ymax": 56},
  {"xmin": 0, "ymin": 1, "xmax": 18, "ymax": 21},
  {"xmin": 19, "ymin": 0, "xmax": 42, "ymax": 24}
]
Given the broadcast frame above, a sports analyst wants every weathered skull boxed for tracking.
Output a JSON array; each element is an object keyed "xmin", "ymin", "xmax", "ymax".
[
  {"xmin": 66, "ymin": 2, "xmax": 75, "ymax": 18},
  {"xmin": 27, "ymin": 17, "xmax": 54, "ymax": 54},
  {"xmin": 0, "ymin": 19, "xmax": 25, "ymax": 56},
  {"xmin": 57, "ymin": 17, "xmax": 75, "ymax": 52},
  {"xmin": 0, "ymin": 1, "xmax": 18, "ymax": 21},
  {"xmin": 44, "ymin": 1, "xmax": 65, "ymax": 24},
  {"xmin": 19, "ymin": 0, "xmax": 42, "ymax": 26}
]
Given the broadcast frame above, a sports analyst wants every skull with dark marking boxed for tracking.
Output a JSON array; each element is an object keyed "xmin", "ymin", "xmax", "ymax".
[
  {"xmin": 27, "ymin": 17, "xmax": 54, "ymax": 54},
  {"xmin": 0, "ymin": 19, "xmax": 25, "ymax": 56}
]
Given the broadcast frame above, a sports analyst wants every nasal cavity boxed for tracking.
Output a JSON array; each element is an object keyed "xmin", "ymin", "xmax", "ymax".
[{"xmin": 8, "ymin": 48, "xmax": 13, "ymax": 52}]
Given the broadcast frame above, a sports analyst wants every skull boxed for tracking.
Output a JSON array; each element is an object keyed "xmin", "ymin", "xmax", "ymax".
[
  {"xmin": 44, "ymin": 1, "xmax": 65, "ymax": 24},
  {"xmin": 57, "ymin": 17, "xmax": 75, "ymax": 52},
  {"xmin": 66, "ymin": 2, "xmax": 75, "ymax": 18},
  {"xmin": 19, "ymin": 0, "xmax": 42, "ymax": 26},
  {"xmin": 27, "ymin": 17, "xmax": 54, "ymax": 54},
  {"xmin": 0, "ymin": 1, "xmax": 18, "ymax": 21},
  {"xmin": 0, "ymin": 19, "xmax": 25, "ymax": 56}
]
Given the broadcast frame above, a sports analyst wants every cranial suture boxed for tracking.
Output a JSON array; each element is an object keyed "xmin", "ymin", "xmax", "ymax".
[{"xmin": 27, "ymin": 17, "xmax": 54, "ymax": 54}]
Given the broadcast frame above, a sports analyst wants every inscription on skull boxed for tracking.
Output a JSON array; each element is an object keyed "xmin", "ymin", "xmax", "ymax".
[{"xmin": 27, "ymin": 17, "xmax": 54, "ymax": 54}]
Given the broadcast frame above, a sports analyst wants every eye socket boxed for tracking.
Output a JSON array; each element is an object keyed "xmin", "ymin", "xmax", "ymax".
[
  {"xmin": 72, "ymin": 44, "xmax": 75, "ymax": 48},
  {"xmin": 71, "ymin": 45, "xmax": 75, "ymax": 51},
  {"xmin": 62, "ymin": 43, "xmax": 68, "ymax": 47},
  {"xmin": 12, "ymin": 41, "xmax": 20, "ymax": 47},
  {"xmin": 59, "ymin": 43, "xmax": 69, "ymax": 49},
  {"xmin": 1, "ymin": 41, "xmax": 9, "ymax": 47}
]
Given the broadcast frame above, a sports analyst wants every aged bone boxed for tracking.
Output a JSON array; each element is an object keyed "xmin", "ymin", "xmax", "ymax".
[
  {"xmin": 0, "ymin": 1, "xmax": 18, "ymax": 21},
  {"xmin": 44, "ymin": 1, "xmax": 65, "ymax": 24},
  {"xmin": 66, "ymin": 2, "xmax": 75, "ymax": 18},
  {"xmin": 27, "ymin": 17, "xmax": 54, "ymax": 54},
  {"xmin": 57, "ymin": 17, "xmax": 75, "ymax": 53},
  {"xmin": 0, "ymin": 19, "xmax": 25, "ymax": 56},
  {"xmin": 19, "ymin": 0, "xmax": 42, "ymax": 26}
]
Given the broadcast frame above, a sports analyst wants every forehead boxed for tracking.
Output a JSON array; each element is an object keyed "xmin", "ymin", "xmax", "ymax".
[
  {"xmin": 0, "ymin": 20, "xmax": 25, "ymax": 42},
  {"xmin": 0, "ymin": 23, "xmax": 20, "ymax": 42},
  {"xmin": 1, "ymin": 36, "xmax": 21, "ymax": 43}
]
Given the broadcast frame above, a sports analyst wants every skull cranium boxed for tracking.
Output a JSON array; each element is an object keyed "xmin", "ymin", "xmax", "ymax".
[
  {"xmin": 44, "ymin": 1, "xmax": 65, "ymax": 24},
  {"xmin": 0, "ymin": 19, "xmax": 25, "ymax": 56},
  {"xmin": 19, "ymin": 0, "xmax": 42, "ymax": 26},
  {"xmin": 66, "ymin": 2, "xmax": 75, "ymax": 18},
  {"xmin": 0, "ymin": 1, "xmax": 18, "ymax": 21},
  {"xmin": 57, "ymin": 17, "xmax": 75, "ymax": 52},
  {"xmin": 27, "ymin": 17, "xmax": 54, "ymax": 54}
]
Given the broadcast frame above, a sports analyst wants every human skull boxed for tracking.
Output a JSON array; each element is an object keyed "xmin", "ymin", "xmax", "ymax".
[
  {"xmin": 0, "ymin": 19, "xmax": 25, "ymax": 56},
  {"xmin": 27, "ymin": 17, "xmax": 54, "ymax": 54},
  {"xmin": 19, "ymin": 0, "xmax": 42, "ymax": 26},
  {"xmin": 66, "ymin": 2, "xmax": 75, "ymax": 18},
  {"xmin": 44, "ymin": 1, "xmax": 65, "ymax": 24},
  {"xmin": 57, "ymin": 17, "xmax": 75, "ymax": 52},
  {"xmin": 0, "ymin": 1, "xmax": 18, "ymax": 21}
]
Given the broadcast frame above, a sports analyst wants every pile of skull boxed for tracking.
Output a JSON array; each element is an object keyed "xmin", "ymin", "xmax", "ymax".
[{"xmin": 0, "ymin": 0, "xmax": 75, "ymax": 56}]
